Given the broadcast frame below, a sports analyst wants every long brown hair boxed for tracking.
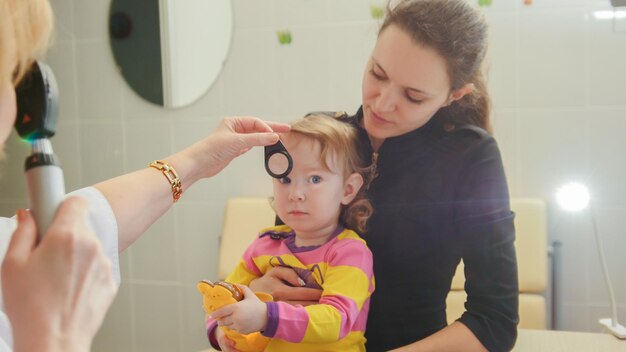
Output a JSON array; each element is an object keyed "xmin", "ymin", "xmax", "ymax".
[
  {"xmin": 381, "ymin": 0, "xmax": 492, "ymax": 133},
  {"xmin": 0, "ymin": 0, "xmax": 53, "ymax": 86},
  {"xmin": 289, "ymin": 114, "xmax": 373, "ymax": 234}
]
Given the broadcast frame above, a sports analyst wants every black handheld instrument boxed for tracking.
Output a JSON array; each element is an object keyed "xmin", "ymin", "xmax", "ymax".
[
  {"xmin": 264, "ymin": 140, "xmax": 292, "ymax": 179},
  {"xmin": 14, "ymin": 61, "xmax": 65, "ymax": 241}
]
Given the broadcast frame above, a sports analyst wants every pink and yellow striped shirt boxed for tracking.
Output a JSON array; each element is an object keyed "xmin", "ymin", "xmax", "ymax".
[{"xmin": 208, "ymin": 224, "xmax": 374, "ymax": 352}]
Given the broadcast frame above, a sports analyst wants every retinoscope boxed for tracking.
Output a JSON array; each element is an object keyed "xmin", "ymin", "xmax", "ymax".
[{"xmin": 14, "ymin": 61, "xmax": 65, "ymax": 242}]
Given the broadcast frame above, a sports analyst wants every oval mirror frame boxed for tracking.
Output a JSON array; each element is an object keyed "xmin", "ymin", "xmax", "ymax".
[{"xmin": 109, "ymin": 0, "xmax": 233, "ymax": 109}]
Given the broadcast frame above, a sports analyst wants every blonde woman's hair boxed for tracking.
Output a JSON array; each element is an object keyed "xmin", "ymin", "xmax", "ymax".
[
  {"xmin": 289, "ymin": 113, "xmax": 373, "ymax": 234},
  {"xmin": 0, "ymin": 0, "xmax": 53, "ymax": 86}
]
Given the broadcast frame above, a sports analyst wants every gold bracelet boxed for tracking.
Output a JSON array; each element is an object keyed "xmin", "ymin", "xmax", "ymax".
[{"xmin": 148, "ymin": 160, "xmax": 183, "ymax": 203}]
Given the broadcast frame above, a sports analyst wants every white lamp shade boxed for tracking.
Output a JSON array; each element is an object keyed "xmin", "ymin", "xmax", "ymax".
[{"xmin": 556, "ymin": 182, "xmax": 590, "ymax": 212}]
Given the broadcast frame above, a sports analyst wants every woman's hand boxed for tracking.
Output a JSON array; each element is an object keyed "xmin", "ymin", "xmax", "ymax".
[
  {"xmin": 214, "ymin": 325, "xmax": 241, "ymax": 352},
  {"xmin": 249, "ymin": 266, "xmax": 322, "ymax": 306},
  {"xmin": 1, "ymin": 197, "xmax": 118, "ymax": 352},
  {"xmin": 186, "ymin": 116, "xmax": 291, "ymax": 180},
  {"xmin": 211, "ymin": 285, "xmax": 268, "ymax": 335}
]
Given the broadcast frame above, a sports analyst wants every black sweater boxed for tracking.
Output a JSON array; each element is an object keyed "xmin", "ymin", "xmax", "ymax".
[{"xmin": 344, "ymin": 108, "xmax": 519, "ymax": 351}]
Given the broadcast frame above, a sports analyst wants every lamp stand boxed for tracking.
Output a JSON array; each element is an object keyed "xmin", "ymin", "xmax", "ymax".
[
  {"xmin": 590, "ymin": 207, "xmax": 626, "ymax": 339},
  {"xmin": 599, "ymin": 319, "xmax": 626, "ymax": 339}
]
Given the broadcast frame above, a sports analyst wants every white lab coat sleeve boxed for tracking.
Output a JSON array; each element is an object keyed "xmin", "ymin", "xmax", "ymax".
[
  {"xmin": 69, "ymin": 186, "xmax": 121, "ymax": 285},
  {"xmin": 0, "ymin": 186, "xmax": 121, "ymax": 351}
]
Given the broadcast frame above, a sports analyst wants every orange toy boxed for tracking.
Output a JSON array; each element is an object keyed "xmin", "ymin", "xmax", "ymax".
[{"xmin": 197, "ymin": 280, "xmax": 273, "ymax": 352}]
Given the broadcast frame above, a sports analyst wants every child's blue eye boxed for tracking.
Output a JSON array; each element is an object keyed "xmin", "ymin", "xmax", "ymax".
[
  {"xmin": 279, "ymin": 177, "xmax": 291, "ymax": 184},
  {"xmin": 309, "ymin": 175, "xmax": 322, "ymax": 184}
]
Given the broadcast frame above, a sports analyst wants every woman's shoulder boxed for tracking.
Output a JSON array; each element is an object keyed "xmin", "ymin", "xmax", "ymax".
[
  {"xmin": 446, "ymin": 123, "xmax": 493, "ymax": 142},
  {"xmin": 440, "ymin": 123, "xmax": 499, "ymax": 157}
]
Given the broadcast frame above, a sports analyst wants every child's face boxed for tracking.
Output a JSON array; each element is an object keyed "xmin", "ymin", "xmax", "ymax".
[{"xmin": 272, "ymin": 135, "xmax": 361, "ymax": 240}]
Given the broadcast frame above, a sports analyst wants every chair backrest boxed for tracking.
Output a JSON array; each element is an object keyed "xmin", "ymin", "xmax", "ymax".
[
  {"xmin": 218, "ymin": 198, "xmax": 276, "ymax": 280},
  {"xmin": 447, "ymin": 198, "xmax": 548, "ymax": 329},
  {"xmin": 218, "ymin": 197, "xmax": 549, "ymax": 329}
]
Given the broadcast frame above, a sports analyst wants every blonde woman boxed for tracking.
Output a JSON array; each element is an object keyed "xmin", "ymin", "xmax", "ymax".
[{"xmin": 0, "ymin": 1, "xmax": 289, "ymax": 351}]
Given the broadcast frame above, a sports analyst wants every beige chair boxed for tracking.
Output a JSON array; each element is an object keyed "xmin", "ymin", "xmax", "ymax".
[
  {"xmin": 218, "ymin": 198, "xmax": 276, "ymax": 280},
  {"xmin": 446, "ymin": 198, "xmax": 548, "ymax": 329},
  {"xmin": 218, "ymin": 197, "xmax": 548, "ymax": 329}
]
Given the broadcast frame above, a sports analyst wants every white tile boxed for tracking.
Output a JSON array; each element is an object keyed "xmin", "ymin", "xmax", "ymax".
[
  {"xmin": 328, "ymin": 23, "xmax": 378, "ymax": 112},
  {"xmin": 92, "ymin": 283, "xmax": 134, "ymax": 352},
  {"xmin": 558, "ymin": 303, "xmax": 590, "ymax": 332},
  {"xmin": 587, "ymin": 304, "xmax": 624, "ymax": 334},
  {"xmin": 119, "ymin": 250, "xmax": 132, "ymax": 282},
  {"xmin": 46, "ymin": 40, "xmax": 79, "ymax": 122},
  {"xmin": 524, "ymin": 0, "xmax": 605, "ymax": 10},
  {"xmin": 584, "ymin": 207, "xmax": 626, "ymax": 307},
  {"xmin": 274, "ymin": 26, "xmax": 332, "ymax": 116},
  {"xmin": 475, "ymin": 0, "xmax": 519, "ymax": 12},
  {"xmin": 0, "ymin": 202, "xmax": 24, "ymax": 218},
  {"xmin": 0, "ymin": 131, "xmax": 30, "ymax": 202},
  {"xmin": 171, "ymin": 121, "xmax": 228, "ymax": 203},
  {"xmin": 54, "ymin": 120, "xmax": 82, "ymax": 191},
  {"xmin": 492, "ymin": 110, "xmax": 520, "ymax": 196},
  {"xmin": 49, "ymin": 0, "xmax": 75, "ymax": 42},
  {"xmin": 587, "ymin": 109, "xmax": 626, "ymax": 206},
  {"xmin": 75, "ymin": 39, "xmax": 124, "ymax": 121},
  {"xmin": 124, "ymin": 120, "xmax": 173, "ymax": 172},
  {"xmin": 273, "ymin": 0, "xmax": 328, "ymax": 27},
  {"xmin": 130, "ymin": 210, "xmax": 178, "ymax": 282},
  {"xmin": 222, "ymin": 28, "xmax": 279, "ymax": 116},
  {"xmin": 518, "ymin": 109, "xmax": 590, "ymax": 198},
  {"xmin": 615, "ymin": 12, "xmax": 626, "ymax": 32},
  {"xmin": 219, "ymin": 146, "xmax": 274, "ymax": 198},
  {"xmin": 233, "ymin": 0, "xmax": 275, "ymax": 28},
  {"xmin": 180, "ymin": 284, "xmax": 212, "ymax": 351},
  {"xmin": 73, "ymin": 0, "xmax": 110, "ymax": 40},
  {"xmin": 171, "ymin": 121, "xmax": 224, "ymax": 152},
  {"xmin": 79, "ymin": 121, "xmax": 124, "ymax": 185},
  {"xmin": 518, "ymin": 9, "xmax": 586, "ymax": 108},
  {"xmin": 550, "ymin": 206, "xmax": 594, "ymax": 304},
  {"xmin": 587, "ymin": 13, "xmax": 626, "ymax": 107},
  {"xmin": 122, "ymin": 73, "xmax": 224, "ymax": 122},
  {"xmin": 484, "ymin": 12, "xmax": 519, "ymax": 110},
  {"xmin": 175, "ymin": 203, "xmax": 222, "ymax": 284},
  {"xmin": 132, "ymin": 283, "xmax": 182, "ymax": 352},
  {"xmin": 328, "ymin": 0, "xmax": 387, "ymax": 23}
]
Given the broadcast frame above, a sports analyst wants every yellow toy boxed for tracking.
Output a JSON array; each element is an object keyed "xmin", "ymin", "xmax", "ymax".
[{"xmin": 197, "ymin": 280, "xmax": 273, "ymax": 352}]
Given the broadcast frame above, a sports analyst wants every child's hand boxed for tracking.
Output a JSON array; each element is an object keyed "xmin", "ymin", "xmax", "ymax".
[
  {"xmin": 212, "ymin": 285, "xmax": 268, "ymax": 334},
  {"xmin": 215, "ymin": 327, "xmax": 241, "ymax": 352}
]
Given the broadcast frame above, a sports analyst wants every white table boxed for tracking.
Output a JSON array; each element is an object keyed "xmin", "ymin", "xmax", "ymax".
[
  {"xmin": 514, "ymin": 329, "xmax": 626, "ymax": 351},
  {"xmin": 200, "ymin": 329, "xmax": 626, "ymax": 351}
]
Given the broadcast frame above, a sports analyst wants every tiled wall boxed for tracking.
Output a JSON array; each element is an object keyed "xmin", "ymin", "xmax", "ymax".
[{"xmin": 0, "ymin": 0, "xmax": 625, "ymax": 350}]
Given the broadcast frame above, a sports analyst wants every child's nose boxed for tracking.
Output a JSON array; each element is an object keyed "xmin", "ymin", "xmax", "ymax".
[{"xmin": 288, "ymin": 183, "xmax": 306, "ymax": 201}]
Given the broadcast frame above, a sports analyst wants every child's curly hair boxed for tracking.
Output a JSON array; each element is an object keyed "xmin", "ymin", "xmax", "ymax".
[{"xmin": 288, "ymin": 113, "xmax": 373, "ymax": 234}]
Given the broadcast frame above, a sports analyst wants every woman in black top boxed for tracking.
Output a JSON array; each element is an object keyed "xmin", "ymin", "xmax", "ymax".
[{"xmin": 251, "ymin": 1, "xmax": 518, "ymax": 351}]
